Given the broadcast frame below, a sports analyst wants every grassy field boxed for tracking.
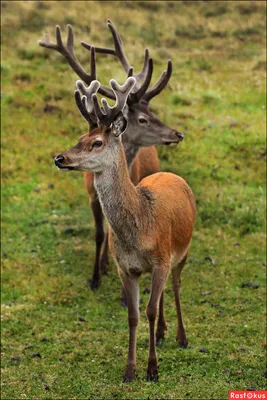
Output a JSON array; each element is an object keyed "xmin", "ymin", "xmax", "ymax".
[{"xmin": 1, "ymin": 1, "xmax": 266, "ymax": 399}]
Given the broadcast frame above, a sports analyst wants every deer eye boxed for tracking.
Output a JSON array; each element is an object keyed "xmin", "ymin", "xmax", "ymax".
[
  {"xmin": 138, "ymin": 116, "xmax": 148, "ymax": 125},
  {"xmin": 92, "ymin": 140, "xmax": 103, "ymax": 149}
]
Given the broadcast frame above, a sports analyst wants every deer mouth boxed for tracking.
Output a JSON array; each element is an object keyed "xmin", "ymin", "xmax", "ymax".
[
  {"xmin": 57, "ymin": 165, "xmax": 75, "ymax": 171},
  {"xmin": 163, "ymin": 132, "xmax": 184, "ymax": 146},
  {"xmin": 163, "ymin": 141, "xmax": 179, "ymax": 146}
]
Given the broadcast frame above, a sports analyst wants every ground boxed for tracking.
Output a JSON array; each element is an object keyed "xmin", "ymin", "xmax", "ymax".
[{"xmin": 1, "ymin": 1, "xmax": 266, "ymax": 399}]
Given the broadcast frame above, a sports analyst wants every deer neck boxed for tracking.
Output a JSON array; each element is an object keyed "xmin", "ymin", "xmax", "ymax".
[
  {"xmin": 122, "ymin": 140, "xmax": 140, "ymax": 168},
  {"xmin": 93, "ymin": 142, "xmax": 141, "ymax": 242}
]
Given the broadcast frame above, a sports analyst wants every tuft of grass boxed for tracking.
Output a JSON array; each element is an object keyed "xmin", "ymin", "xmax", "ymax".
[
  {"xmin": 234, "ymin": 26, "xmax": 264, "ymax": 37},
  {"xmin": 172, "ymin": 94, "xmax": 192, "ymax": 106},
  {"xmin": 175, "ymin": 24, "xmax": 208, "ymax": 40},
  {"xmin": 20, "ymin": 9, "xmax": 46, "ymax": 32},
  {"xmin": 201, "ymin": 91, "xmax": 220, "ymax": 105},
  {"xmin": 204, "ymin": 4, "xmax": 228, "ymax": 18},
  {"xmin": 137, "ymin": 1, "xmax": 162, "ymax": 11}
]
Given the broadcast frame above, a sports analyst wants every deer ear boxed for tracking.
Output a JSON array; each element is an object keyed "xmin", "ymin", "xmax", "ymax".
[{"xmin": 112, "ymin": 112, "xmax": 128, "ymax": 137}]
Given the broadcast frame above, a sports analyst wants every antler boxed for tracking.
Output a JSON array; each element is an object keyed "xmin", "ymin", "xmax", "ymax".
[
  {"xmin": 81, "ymin": 20, "xmax": 172, "ymax": 104},
  {"xmin": 38, "ymin": 25, "xmax": 115, "ymax": 100},
  {"xmin": 74, "ymin": 80, "xmax": 100, "ymax": 126},
  {"xmin": 39, "ymin": 22, "xmax": 172, "ymax": 105},
  {"xmin": 81, "ymin": 20, "xmax": 154, "ymax": 102},
  {"xmin": 142, "ymin": 60, "xmax": 172, "ymax": 103},
  {"xmin": 91, "ymin": 77, "xmax": 136, "ymax": 126}
]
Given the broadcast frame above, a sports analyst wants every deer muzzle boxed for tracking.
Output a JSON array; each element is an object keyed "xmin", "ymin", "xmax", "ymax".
[
  {"xmin": 176, "ymin": 132, "xmax": 184, "ymax": 141},
  {"xmin": 163, "ymin": 131, "xmax": 184, "ymax": 146},
  {"xmin": 54, "ymin": 154, "xmax": 75, "ymax": 170}
]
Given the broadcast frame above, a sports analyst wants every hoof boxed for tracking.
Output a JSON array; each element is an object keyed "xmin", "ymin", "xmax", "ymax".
[
  {"xmin": 177, "ymin": 338, "xmax": 188, "ymax": 348},
  {"xmin": 90, "ymin": 278, "xmax": 100, "ymax": 290},
  {"xmin": 156, "ymin": 336, "xmax": 164, "ymax": 345},
  {"xmin": 122, "ymin": 366, "xmax": 137, "ymax": 382},
  {"xmin": 156, "ymin": 323, "xmax": 167, "ymax": 344},
  {"xmin": 146, "ymin": 361, "xmax": 158, "ymax": 382},
  {"xmin": 100, "ymin": 260, "xmax": 108, "ymax": 275},
  {"xmin": 146, "ymin": 370, "xmax": 158, "ymax": 382}
]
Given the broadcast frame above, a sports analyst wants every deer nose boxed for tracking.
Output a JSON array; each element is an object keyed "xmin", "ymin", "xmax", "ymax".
[
  {"xmin": 175, "ymin": 132, "xmax": 184, "ymax": 141},
  {"xmin": 54, "ymin": 155, "xmax": 65, "ymax": 167}
]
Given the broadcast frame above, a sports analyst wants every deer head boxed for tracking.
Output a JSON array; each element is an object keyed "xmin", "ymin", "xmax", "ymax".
[
  {"xmin": 55, "ymin": 77, "xmax": 183, "ymax": 173},
  {"xmin": 39, "ymin": 20, "xmax": 183, "ymax": 149}
]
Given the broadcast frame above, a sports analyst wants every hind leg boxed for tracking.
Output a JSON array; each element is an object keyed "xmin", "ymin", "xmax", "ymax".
[
  {"xmin": 156, "ymin": 291, "xmax": 167, "ymax": 343},
  {"xmin": 90, "ymin": 197, "xmax": 104, "ymax": 290},
  {"xmin": 100, "ymin": 232, "xmax": 109, "ymax": 275},
  {"xmin": 172, "ymin": 254, "xmax": 188, "ymax": 348}
]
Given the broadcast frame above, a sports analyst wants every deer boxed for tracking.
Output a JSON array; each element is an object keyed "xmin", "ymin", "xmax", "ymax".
[
  {"xmin": 39, "ymin": 21, "xmax": 183, "ymax": 297},
  {"xmin": 54, "ymin": 77, "xmax": 196, "ymax": 382}
]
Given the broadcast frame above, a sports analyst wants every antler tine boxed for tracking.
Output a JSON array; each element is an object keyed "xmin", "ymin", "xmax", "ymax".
[
  {"xmin": 39, "ymin": 26, "xmax": 115, "ymax": 100},
  {"xmin": 127, "ymin": 67, "xmax": 134, "ymax": 77},
  {"xmin": 132, "ymin": 48, "xmax": 150, "ymax": 87},
  {"xmin": 90, "ymin": 46, "xmax": 96, "ymax": 82},
  {"xmin": 143, "ymin": 60, "xmax": 173, "ymax": 103},
  {"xmin": 74, "ymin": 80, "xmax": 100, "ymax": 125},
  {"xmin": 74, "ymin": 90, "xmax": 92, "ymax": 123},
  {"xmin": 92, "ymin": 77, "xmax": 136, "ymax": 126},
  {"xmin": 76, "ymin": 79, "xmax": 100, "ymax": 114},
  {"xmin": 128, "ymin": 58, "xmax": 153, "ymax": 104},
  {"xmin": 81, "ymin": 41, "xmax": 115, "ymax": 56},
  {"xmin": 101, "ymin": 98, "xmax": 110, "ymax": 114},
  {"xmin": 107, "ymin": 20, "xmax": 131, "ymax": 73}
]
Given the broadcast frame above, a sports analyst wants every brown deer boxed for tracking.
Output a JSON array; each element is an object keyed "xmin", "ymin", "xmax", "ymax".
[
  {"xmin": 54, "ymin": 77, "xmax": 196, "ymax": 382},
  {"xmin": 39, "ymin": 21, "xmax": 183, "ymax": 294}
]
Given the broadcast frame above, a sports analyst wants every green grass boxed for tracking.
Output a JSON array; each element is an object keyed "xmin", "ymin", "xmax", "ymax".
[{"xmin": 1, "ymin": 1, "xmax": 266, "ymax": 399}]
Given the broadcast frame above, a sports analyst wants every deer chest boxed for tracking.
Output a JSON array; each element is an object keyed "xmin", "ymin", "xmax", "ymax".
[{"xmin": 109, "ymin": 233, "xmax": 153, "ymax": 275}]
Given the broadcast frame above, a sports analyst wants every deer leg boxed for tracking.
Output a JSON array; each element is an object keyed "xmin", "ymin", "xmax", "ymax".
[
  {"xmin": 121, "ymin": 286, "xmax": 128, "ymax": 308},
  {"xmin": 119, "ymin": 271, "xmax": 139, "ymax": 382},
  {"xmin": 90, "ymin": 197, "xmax": 104, "ymax": 290},
  {"xmin": 156, "ymin": 291, "xmax": 167, "ymax": 344},
  {"xmin": 172, "ymin": 254, "xmax": 188, "ymax": 348},
  {"xmin": 146, "ymin": 267, "xmax": 169, "ymax": 382},
  {"xmin": 100, "ymin": 231, "xmax": 109, "ymax": 275}
]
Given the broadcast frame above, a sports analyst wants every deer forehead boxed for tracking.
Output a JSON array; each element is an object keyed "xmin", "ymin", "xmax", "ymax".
[
  {"xmin": 78, "ymin": 128, "xmax": 103, "ymax": 141},
  {"xmin": 76, "ymin": 131, "xmax": 105, "ymax": 149}
]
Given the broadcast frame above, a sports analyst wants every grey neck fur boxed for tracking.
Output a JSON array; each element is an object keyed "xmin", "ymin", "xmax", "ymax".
[
  {"xmin": 122, "ymin": 140, "xmax": 140, "ymax": 168},
  {"xmin": 93, "ymin": 143, "xmax": 154, "ymax": 246}
]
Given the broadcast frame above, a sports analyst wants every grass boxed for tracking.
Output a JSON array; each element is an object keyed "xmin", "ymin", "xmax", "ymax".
[{"xmin": 1, "ymin": 1, "xmax": 266, "ymax": 399}]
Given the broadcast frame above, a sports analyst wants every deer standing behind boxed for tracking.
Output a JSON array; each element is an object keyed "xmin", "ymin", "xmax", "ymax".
[
  {"xmin": 39, "ymin": 20, "xmax": 183, "ymax": 295},
  {"xmin": 54, "ymin": 77, "xmax": 196, "ymax": 382}
]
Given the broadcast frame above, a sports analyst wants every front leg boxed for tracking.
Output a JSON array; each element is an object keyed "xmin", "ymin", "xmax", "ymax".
[
  {"xmin": 146, "ymin": 267, "xmax": 169, "ymax": 381},
  {"xmin": 119, "ymin": 271, "xmax": 140, "ymax": 382}
]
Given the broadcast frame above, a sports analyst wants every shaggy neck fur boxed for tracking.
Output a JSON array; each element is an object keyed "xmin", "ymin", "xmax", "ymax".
[
  {"xmin": 123, "ymin": 141, "xmax": 140, "ymax": 168},
  {"xmin": 94, "ymin": 142, "xmax": 153, "ymax": 245}
]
